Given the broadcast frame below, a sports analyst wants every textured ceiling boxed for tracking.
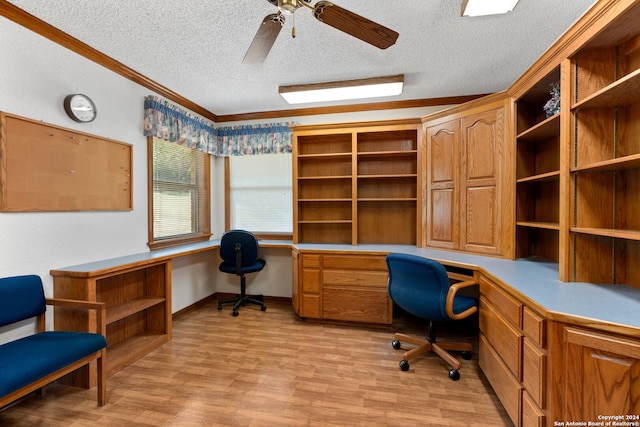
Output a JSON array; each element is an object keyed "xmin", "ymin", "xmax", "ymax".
[{"xmin": 7, "ymin": 0, "xmax": 596, "ymax": 117}]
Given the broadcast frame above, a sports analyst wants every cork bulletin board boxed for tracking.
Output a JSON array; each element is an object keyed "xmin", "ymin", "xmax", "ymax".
[{"xmin": 0, "ymin": 112, "xmax": 132, "ymax": 211}]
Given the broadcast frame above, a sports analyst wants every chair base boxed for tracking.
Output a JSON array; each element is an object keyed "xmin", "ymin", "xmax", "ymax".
[
  {"xmin": 217, "ymin": 272, "xmax": 267, "ymax": 316},
  {"xmin": 392, "ymin": 329, "xmax": 473, "ymax": 379},
  {"xmin": 218, "ymin": 294, "xmax": 266, "ymax": 316}
]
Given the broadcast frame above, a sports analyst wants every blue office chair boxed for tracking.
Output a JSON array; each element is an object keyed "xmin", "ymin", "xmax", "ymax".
[
  {"xmin": 217, "ymin": 230, "xmax": 267, "ymax": 316},
  {"xmin": 386, "ymin": 253, "xmax": 478, "ymax": 380}
]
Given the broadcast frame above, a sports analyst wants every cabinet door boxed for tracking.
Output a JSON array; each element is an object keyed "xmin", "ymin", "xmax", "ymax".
[
  {"xmin": 292, "ymin": 250, "xmax": 299, "ymax": 315},
  {"xmin": 299, "ymin": 254, "xmax": 322, "ymax": 318},
  {"xmin": 425, "ymin": 119, "xmax": 460, "ymax": 249},
  {"xmin": 460, "ymin": 108, "xmax": 504, "ymax": 255},
  {"xmin": 561, "ymin": 326, "xmax": 640, "ymax": 421}
]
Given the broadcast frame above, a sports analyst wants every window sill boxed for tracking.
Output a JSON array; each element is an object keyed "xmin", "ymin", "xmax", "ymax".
[{"xmin": 148, "ymin": 233, "xmax": 212, "ymax": 251}]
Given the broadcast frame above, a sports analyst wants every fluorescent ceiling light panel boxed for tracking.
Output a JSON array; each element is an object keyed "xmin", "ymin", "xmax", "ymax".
[
  {"xmin": 462, "ymin": 0, "xmax": 519, "ymax": 16},
  {"xmin": 279, "ymin": 75, "xmax": 404, "ymax": 104}
]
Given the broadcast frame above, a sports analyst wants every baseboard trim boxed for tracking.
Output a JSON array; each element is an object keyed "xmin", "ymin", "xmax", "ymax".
[{"xmin": 172, "ymin": 293, "xmax": 292, "ymax": 320}]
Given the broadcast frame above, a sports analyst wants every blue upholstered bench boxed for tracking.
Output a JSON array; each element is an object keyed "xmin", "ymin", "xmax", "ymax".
[{"xmin": 0, "ymin": 275, "xmax": 107, "ymax": 408}]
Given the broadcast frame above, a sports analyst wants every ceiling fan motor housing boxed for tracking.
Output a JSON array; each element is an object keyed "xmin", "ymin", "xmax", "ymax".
[{"xmin": 266, "ymin": 0, "xmax": 311, "ymax": 7}]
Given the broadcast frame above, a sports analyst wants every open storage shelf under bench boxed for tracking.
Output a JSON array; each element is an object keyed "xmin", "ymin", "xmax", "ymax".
[{"xmin": 51, "ymin": 259, "xmax": 172, "ymax": 387}]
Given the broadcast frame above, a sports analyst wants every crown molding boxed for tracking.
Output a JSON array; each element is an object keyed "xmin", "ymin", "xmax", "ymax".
[
  {"xmin": 1, "ymin": 1, "xmax": 487, "ymax": 123},
  {"xmin": 0, "ymin": 0, "xmax": 218, "ymax": 122}
]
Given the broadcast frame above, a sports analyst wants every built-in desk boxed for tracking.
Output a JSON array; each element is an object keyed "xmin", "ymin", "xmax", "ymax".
[
  {"xmin": 53, "ymin": 239, "xmax": 640, "ymax": 337},
  {"xmin": 293, "ymin": 243, "xmax": 640, "ymax": 427},
  {"xmin": 294, "ymin": 243, "xmax": 640, "ymax": 329},
  {"xmin": 49, "ymin": 238, "xmax": 290, "ymax": 388},
  {"xmin": 52, "ymin": 240, "xmax": 640, "ymax": 425}
]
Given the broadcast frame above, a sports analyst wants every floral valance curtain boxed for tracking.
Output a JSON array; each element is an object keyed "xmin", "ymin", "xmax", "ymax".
[
  {"xmin": 143, "ymin": 95, "xmax": 218, "ymax": 154},
  {"xmin": 143, "ymin": 95, "xmax": 293, "ymax": 156},
  {"xmin": 216, "ymin": 123, "xmax": 293, "ymax": 155}
]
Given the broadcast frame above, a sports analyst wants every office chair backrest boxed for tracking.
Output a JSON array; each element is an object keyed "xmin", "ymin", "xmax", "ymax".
[
  {"xmin": 219, "ymin": 229, "xmax": 260, "ymax": 267},
  {"xmin": 386, "ymin": 253, "xmax": 452, "ymax": 322}
]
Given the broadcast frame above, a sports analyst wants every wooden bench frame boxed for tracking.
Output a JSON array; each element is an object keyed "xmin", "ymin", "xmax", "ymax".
[{"xmin": 0, "ymin": 298, "xmax": 107, "ymax": 408}]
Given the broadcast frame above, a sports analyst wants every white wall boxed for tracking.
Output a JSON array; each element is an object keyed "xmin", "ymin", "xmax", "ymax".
[
  {"xmin": 0, "ymin": 17, "xmax": 221, "ymax": 326},
  {"xmin": 0, "ymin": 16, "xmax": 454, "ymax": 324},
  {"xmin": 215, "ymin": 246, "xmax": 294, "ymax": 298},
  {"xmin": 0, "ymin": 19, "xmax": 150, "ymax": 275}
]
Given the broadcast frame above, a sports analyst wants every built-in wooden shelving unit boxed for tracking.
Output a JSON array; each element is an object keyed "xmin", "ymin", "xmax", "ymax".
[
  {"xmin": 293, "ymin": 120, "xmax": 421, "ymax": 246},
  {"xmin": 568, "ymin": 22, "xmax": 640, "ymax": 285},
  {"xmin": 515, "ymin": 68, "xmax": 562, "ymax": 262}
]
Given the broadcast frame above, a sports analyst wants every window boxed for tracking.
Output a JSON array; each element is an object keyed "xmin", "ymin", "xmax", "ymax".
[
  {"xmin": 228, "ymin": 154, "xmax": 292, "ymax": 237},
  {"xmin": 148, "ymin": 137, "xmax": 210, "ymax": 249}
]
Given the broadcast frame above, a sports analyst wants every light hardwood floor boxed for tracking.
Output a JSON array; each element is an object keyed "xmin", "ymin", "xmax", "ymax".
[{"xmin": 0, "ymin": 299, "xmax": 512, "ymax": 426}]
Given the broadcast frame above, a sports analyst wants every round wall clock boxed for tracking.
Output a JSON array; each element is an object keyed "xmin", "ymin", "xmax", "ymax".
[{"xmin": 63, "ymin": 94, "xmax": 97, "ymax": 123}]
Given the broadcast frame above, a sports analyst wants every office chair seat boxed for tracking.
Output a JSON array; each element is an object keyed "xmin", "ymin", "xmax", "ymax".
[
  {"xmin": 219, "ymin": 260, "xmax": 265, "ymax": 275},
  {"xmin": 386, "ymin": 253, "xmax": 478, "ymax": 380},
  {"xmin": 217, "ymin": 230, "xmax": 267, "ymax": 316}
]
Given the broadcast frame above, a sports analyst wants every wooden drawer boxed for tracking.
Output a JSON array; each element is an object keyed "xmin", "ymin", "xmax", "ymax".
[
  {"xmin": 322, "ymin": 254, "xmax": 387, "ymax": 270},
  {"xmin": 523, "ymin": 307, "xmax": 545, "ymax": 347},
  {"xmin": 322, "ymin": 286, "xmax": 391, "ymax": 324},
  {"xmin": 301, "ymin": 254, "xmax": 321, "ymax": 268},
  {"xmin": 522, "ymin": 391, "xmax": 545, "ymax": 427},
  {"xmin": 301, "ymin": 268, "xmax": 321, "ymax": 293},
  {"xmin": 479, "ymin": 333, "xmax": 522, "ymax": 426},
  {"xmin": 479, "ymin": 275, "xmax": 522, "ymax": 328},
  {"xmin": 479, "ymin": 297, "xmax": 523, "ymax": 379},
  {"xmin": 300, "ymin": 293, "xmax": 321, "ymax": 318},
  {"xmin": 522, "ymin": 337, "xmax": 546, "ymax": 409},
  {"xmin": 323, "ymin": 269, "xmax": 388, "ymax": 288}
]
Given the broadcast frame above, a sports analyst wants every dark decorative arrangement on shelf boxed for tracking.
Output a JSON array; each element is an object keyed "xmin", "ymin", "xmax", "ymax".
[{"xmin": 543, "ymin": 82, "xmax": 561, "ymax": 118}]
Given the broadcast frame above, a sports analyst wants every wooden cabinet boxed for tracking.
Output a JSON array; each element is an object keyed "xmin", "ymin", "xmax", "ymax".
[
  {"xmin": 294, "ymin": 251, "xmax": 392, "ymax": 325},
  {"xmin": 514, "ymin": 67, "xmax": 562, "ymax": 263},
  {"xmin": 459, "ymin": 109, "xmax": 505, "ymax": 254},
  {"xmin": 548, "ymin": 321, "xmax": 640, "ymax": 423},
  {"xmin": 297, "ymin": 253, "xmax": 322, "ymax": 318},
  {"xmin": 479, "ymin": 333, "xmax": 523, "ymax": 424},
  {"xmin": 521, "ymin": 308, "xmax": 546, "ymax": 427},
  {"xmin": 567, "ymin": 8, "xmax": 640, "ymax": 286},
  {"xmin": 425, "ymin": 118, "xmax": 459, "ymax": 249},
  {"xmin": 479, "ymin": 276, "xmax": 547, "ymax": 427},
  {"xmin": 292, "ymin": 120, "xmax": 421, "ymax": 245},
  {"xmin": 51, "ymin": 260, "xmax": 172, "ymax": 387},
  {"xmin": 291, "ymin": 249, "xmax": 299, "ymax": 315},
  {"xmin": 479, "ymin": 276, "xmax": 523, "ymax": 425},
  {"xmin": 424, "ymin": 98, "xmax": 508, "ymax": 256}
]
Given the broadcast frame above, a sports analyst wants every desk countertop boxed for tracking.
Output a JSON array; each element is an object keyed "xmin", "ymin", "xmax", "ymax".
[
  {"xmin": 52, "ymin": 240, "xmax": 640, "ymax": 330},
  {"xmin": 296, "ymin": 243, "xmax": 640, "ymax": 330},
  {"xmin": 50, "ymin": 239, "xmax": 291, "ymax": 275}
]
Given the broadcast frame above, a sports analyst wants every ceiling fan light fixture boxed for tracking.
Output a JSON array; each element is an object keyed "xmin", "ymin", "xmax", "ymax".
[
  {"xmin": 279, "ymin": 75, "xmax": 404, "ymax": 104},
  {"xmin": 278, "ymin": 0, "xmax": 298, "ymax": 15},
  {"xmin": 461, "ymin": 0, "xmax": 519, "ymax": 17}
]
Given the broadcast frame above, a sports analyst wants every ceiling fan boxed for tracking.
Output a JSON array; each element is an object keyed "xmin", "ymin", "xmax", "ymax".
[{"xmin": 244, "ymin": 0, "xmax": 399, "ymax": 63}]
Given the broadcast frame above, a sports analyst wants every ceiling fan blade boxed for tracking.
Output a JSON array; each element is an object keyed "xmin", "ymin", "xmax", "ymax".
[
  {"xmin": 313, "ymin": 1, "xmax": 398, "ymax": 49},
  {"xmin": 243, "ymin": 13, "xmax": 285, "ymax": 63}
]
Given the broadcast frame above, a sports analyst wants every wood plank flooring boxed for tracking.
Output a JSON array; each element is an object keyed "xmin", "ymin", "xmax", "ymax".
[{"xmin": 0, "ymin": 299, "xmax": 512, "ymax": 426}]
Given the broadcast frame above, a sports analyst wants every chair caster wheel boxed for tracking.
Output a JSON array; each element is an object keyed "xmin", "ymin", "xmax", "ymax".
[
  {"xmin": 392, "ymin": 340, "xmax": 401, "ymax": 350},
  {"xmin": 232, "ymin": 310, "xmax": 239, "ymax": 317},
  {"xmin": 261, "ymin": 305, "xmax": 267, "ymax": 311},
  {"xmin": 462, "ymin": 350, "xmax": 472, "ymax": 360},
  {"xmin": 449, "ymin": 369, "xmax": 460, "ymax": 381},
  {"xmin": 399, "ymin": 360, "xmax": 410, "ymax": 371}
]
